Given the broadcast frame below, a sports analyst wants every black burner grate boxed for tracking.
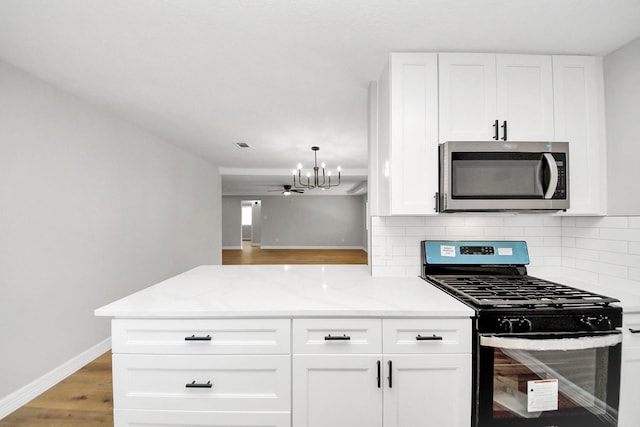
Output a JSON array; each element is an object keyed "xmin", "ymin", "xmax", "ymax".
[{"xmin": 426, "ymin": 275, "xmax": 619, "ymax": 308}]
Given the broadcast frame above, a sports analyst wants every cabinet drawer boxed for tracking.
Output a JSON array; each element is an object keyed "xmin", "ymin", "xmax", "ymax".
[
  {"xmin": 112, "ymin": 318, "xmax": 290, "ymax": 354},
  {"xmin": 112, "ymin": 354, "xmax": 290, "ymax": 411},
  {"xmin": 623, "ymin": 313, "xmax": 640, "ymax": 347},
  {"xmin": 293, "ymin": 319, "xmax": 382, "ymax": 354},
  {"xmin": 114, "ymin": 409, "xmax": 290, "ymax": 427},
  {"xmin": 382, "ymin": 318, "xmax": 471, "ymax": 354}
]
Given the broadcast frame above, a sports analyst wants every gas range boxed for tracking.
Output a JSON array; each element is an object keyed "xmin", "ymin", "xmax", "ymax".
[
  {"xmin": 420, "ymin": 240, "xmax": 622, "ymax": 333},
  {"xmin": 420, "ymin": 241, "xmax": 623, "ymax": 427}
]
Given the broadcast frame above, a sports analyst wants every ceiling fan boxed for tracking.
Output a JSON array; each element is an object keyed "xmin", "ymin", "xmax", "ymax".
[{"xmin": 268, "ymin": 184, "xmax": 304, "ymax": 195}]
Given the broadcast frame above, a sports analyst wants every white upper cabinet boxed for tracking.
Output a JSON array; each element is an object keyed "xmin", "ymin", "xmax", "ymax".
[
  {"xmin": 552, "ymin": 55, "xmax": 607, "ymax": 215},
  {"xmin": 371, "ymin": 52, "xmax": 606, "ymax": 216},
  {"xmin": 375, "ymin": 52, "xmax": 439, "ymax": 215},
  {"xmin": 497, "ymin": 54, "xmax": 554, "ymax": 141},
  {"xmin": 438, "ymin": 53, "xmax": 497, "ymax": 141},
  {"xmin": 439, "ymin": 53, "xmax": 554, "ymax": 142}
]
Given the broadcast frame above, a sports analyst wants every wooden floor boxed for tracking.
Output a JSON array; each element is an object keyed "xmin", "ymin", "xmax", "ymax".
[
  {"xmin": 0, "ymin": 352, "xmax": 113, "ymax": 426},
  {"xmin": 222, "ymin": 240, "xmax": 368, "ymax": 265},
  {"xmin": 0, "ymin": 245, "xmax": 366, "ymax": 425}
]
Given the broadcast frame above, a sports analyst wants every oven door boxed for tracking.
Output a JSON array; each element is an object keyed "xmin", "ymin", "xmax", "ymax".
[{"xmin": 477, "ymin": 331, "xmax": 622, "ymax": 427}]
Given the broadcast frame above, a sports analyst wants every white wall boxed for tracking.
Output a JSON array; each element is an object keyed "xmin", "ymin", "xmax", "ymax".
[
  {"xmin": 604, "ymin": 36, "xmax": 640, "ymax": 215},
  {"xmin": 0, "ymin": 60, "xmax": 221, "ymax": 405}
]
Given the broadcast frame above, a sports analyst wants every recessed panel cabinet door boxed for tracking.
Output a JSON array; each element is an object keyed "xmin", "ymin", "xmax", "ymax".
[
  {"xmin": 389, "ymin": 52, "xmax": 439, "ymax": 215},
  {"xmin": 553, "ymin": 55, "xmax": 606, "ymax": 215},
  {"xmin": 383, "ymin": 354, "xmax": 472, "ymax": 427},
  {"xmin": 292, "ymin": 354, "xmax": 383, "ymax": 427},
  {"xmin": 619, "ymin": 315, "xmax": 640, "ymax": 427},
  {"xmin": 496, "ymin": 54, "xmax": 555, "ymax": 141},
  {"xmin": 438, "ymin": 53, "xmax": 497, "ymax": 142}
]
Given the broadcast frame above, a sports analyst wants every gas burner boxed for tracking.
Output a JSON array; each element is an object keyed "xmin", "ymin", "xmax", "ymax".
[{"xmin": 426, "ymin": 274, "xmax": 619, "ymax": 309}]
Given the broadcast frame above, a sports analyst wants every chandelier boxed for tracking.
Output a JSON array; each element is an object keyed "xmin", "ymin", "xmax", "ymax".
[{"xmin": 292, "ymin": 146, "xmax": 341, "ymax": 190}]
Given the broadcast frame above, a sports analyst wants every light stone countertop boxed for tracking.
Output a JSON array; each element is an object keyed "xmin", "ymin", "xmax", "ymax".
[{"xmin": 95, "ymin": 265, "xmax": 474, "ymax": 318}]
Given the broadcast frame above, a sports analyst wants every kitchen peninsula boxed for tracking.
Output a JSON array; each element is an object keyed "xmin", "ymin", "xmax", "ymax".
[{"xmin": 96, "ymin": 264, "xmax": 474, "ymax": 427}]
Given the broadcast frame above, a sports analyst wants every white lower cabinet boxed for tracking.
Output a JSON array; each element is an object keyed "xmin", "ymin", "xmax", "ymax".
[
  {"xmin": 110, "ymin": 317, "xmax": 471, "ymax": 427},
  {"xmin": 619, "ymin": 314, "xmax": 640, "ymax": 427},
  {"xmin": 110, "ymin": 319, "xmax": 292, "ymax": 427},
  {"xmin": 293, "ymin": 355, "xmax": 383, "ymax": 427},
  {"xmin": 113, "ymin": 354, "xmax": 290, "ymax": 411},
  {"xmin": 383, "ymin": 354, "xmax": 471, "ymax": 427},
  {"xmin": 291, "ymin": 318, "xmax": 472, "ymax": 427}
]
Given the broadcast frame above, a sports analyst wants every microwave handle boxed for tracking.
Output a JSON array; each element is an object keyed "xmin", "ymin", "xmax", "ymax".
[{"xmin": 542, "ymin": 153, "xmax": 559, "ymax": 199}]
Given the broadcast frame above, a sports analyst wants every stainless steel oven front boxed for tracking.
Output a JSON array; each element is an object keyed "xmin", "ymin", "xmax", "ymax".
[
  {"xmin": 438, "ymin": 141, "xmax": 569, "ymax": 212},
  {"xmin": 476, "ymin": 330, "xmax": 622, "ymax": 427}
]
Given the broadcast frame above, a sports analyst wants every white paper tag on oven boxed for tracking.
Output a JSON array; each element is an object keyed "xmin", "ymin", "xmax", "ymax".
[
  {"xmin": 440, "ymin": 245, "xmax": 456, "ymax": 257},
  {"xmin": 527, "ymin": 379, "xmax": 558, "ymax": 412}
]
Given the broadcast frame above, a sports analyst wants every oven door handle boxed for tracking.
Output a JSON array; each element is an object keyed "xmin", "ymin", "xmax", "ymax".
[{"xmin": 480, "ymin": 331, "xmax": 622, "ymax": 351}]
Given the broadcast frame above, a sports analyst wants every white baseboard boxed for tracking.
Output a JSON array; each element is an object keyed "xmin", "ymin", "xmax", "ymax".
[
  {"xmin": 222, "ymin": 246, "xmax": 242, "ymax": 250},
  {"xmin": 0, "ymin": 337, "xmax": 112, "ymax": 420},
  {"xmin": 260, "ymin": 245, "xmax": 367, "ymax": 250}
]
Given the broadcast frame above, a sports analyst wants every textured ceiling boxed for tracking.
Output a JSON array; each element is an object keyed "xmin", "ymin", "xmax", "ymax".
[{"xmin": 1, "ymin": 0, "xmax": 639, "ymax": 194}]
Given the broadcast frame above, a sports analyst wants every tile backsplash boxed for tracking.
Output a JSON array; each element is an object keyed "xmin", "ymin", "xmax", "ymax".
[
  {"xmin": 561, "ymin": 216, "xmax": 640, "ymax": 289},
  {"xmin": 371, "ymin": 215, "xmax": 640, "ymax": 290}
]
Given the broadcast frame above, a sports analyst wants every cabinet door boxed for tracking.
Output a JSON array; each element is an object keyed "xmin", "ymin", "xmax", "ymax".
[
  {"xmin": 619, "ymin": 345, "xmax": 640, "ymax": 427},
  {"xmin": 496, "ymin": 54, "xmax": 554, "ymax": 141},
  {"xmin": 553, "ymin": 55, "xmax": 606, "ymax": 215},
  {"xmin": 438, "ymin": 53, "xmax": 497, "ymax": 142},
  {"xmin": 292, "ymin": 354, "xmax": 382, "ymax": 427},
  {"xmin": 389, "ymin": 52, "xmax": 439, "ymax": 215},
  {"xmin": 383, "ymin": 354, "xmax": 472, "ymax": 427}
]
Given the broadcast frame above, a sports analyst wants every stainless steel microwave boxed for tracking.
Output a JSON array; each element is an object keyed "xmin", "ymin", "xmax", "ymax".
[{"xmin": 438, "ymin": 141, "xmax": 569, "ymax": 212}]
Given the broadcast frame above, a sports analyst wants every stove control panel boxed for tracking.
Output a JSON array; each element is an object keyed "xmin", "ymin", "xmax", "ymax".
[
  {"xmin": 460, "ymin": 245, "xmax": 494, "ymax": 255},
  {"xmin": 579, "ymin": 314, "xmax": 613, "ymax": 331},
  {"xmin": 423, "ymin": 240, "xmax": 530, "ymax": 265},
  {"xmin": 497, "ymin": 316, "xmax": 533, "ymax": 333}
]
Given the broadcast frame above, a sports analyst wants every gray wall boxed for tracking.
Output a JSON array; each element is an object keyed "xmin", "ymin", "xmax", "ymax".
[
  {"xmin": 222, "ymin": 195, "xmax": 367, "ymax": 249},
  {"xmin": 251, "ymin": 200, "xmax": 262, "ymax": 245},
  {"xmin": 221, "ymin": 196, "xmax": 243, "ymax": 248},
  {"xmin": 0, "ymin": 60, "xmax": 222, "ymax": 402},
  {"xmin": 605, "ymin": 36, "xmax": 640, "ymax": 215},
  {"xmin": 260, "ymin": 195, "xmax": 367, "ymax": 248}
]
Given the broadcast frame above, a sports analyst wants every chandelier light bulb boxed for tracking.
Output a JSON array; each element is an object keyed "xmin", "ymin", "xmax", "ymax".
[
  {"xmin": 337, "ymin": 166, "xmax": 342, "ymax": 173},
  {"xmin": 307, "ymin": 172, "xmax": 311, "ymax": 178},
  {"xmin": 297, "ymin": 163, "xmax": 302, "ymax": 171},
  {"xmin": 321, "ymin": 162, "xmax": 326, "ymax": 169},
  {"xmin": 328, "ymin": 170, "xmax": 332, "ymax": 176},
  {"xmin": 292, "ymin": 169, "xmax": 297, "ymax": 175}
]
